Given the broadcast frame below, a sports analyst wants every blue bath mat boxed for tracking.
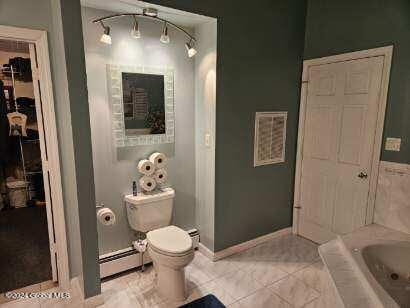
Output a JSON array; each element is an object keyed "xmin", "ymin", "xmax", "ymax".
[{"xmin": 179, "ymin": 294, "xmax": 225, "ymax": 308}]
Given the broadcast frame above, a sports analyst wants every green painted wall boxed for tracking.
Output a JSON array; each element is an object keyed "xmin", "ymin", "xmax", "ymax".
[
  {"xmin": 147, "ymin": 0, "xmax": 307, "ymax": 251},
  {"xmin": 304, "ymin": 0, "xmax": 410, "ymax": 164}
]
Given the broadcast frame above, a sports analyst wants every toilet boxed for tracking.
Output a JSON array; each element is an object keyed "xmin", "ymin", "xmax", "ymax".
[{"xmin": 124, "ymin": 188, "xmax": 194, "ymax": 301}]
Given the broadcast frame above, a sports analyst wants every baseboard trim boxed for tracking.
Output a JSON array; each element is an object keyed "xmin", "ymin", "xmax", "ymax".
[
  {"xmin": 100, "ymin": 250, "xmax": 152, "ymax": 279},
  {"xmin": 198, "ymin": 243, "xmax": 215, "ymax": 261},
  {"xmin": 199, "ymin": 227, "xmax": 292, "ymax": 261}
]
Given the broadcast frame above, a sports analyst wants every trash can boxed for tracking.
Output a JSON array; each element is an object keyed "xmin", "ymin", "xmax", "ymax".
[{"xmin": 6, "ymin": 179, "xmax": 27, "ymax": 208}]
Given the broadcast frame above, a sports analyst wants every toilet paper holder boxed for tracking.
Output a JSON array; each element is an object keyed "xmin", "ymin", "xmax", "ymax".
[{"xmin": 96, "ymin": 204, "xmax": 116, "ymax": 226}]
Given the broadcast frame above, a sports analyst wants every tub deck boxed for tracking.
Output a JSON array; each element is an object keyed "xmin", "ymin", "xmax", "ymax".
[{"xmin": 319, "ymin": 224, "xmax": 410, "ymax": 308}]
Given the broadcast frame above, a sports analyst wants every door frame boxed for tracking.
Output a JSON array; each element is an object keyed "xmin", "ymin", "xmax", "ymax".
[
  {"xmin": 293, "ymin": 46, "xmax": 393, "ymax": 236},
  {"xmin": 0, "ymin": 25, "xmax": 70, "ymax": 289}
]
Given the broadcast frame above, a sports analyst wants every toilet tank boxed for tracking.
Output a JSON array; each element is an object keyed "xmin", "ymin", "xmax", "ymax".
[{"xmin": 125, "ymin": 188, "xmax": 175, "ymax": 233}]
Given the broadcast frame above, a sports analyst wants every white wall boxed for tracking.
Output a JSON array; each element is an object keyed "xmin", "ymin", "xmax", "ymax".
[
  {"xmin": 195, "ymin": 21, "xmax": 217, "ymax": 250},
  {"xmin": 82, "ymin": 7, "xmax": 197, "ymax": 254}
]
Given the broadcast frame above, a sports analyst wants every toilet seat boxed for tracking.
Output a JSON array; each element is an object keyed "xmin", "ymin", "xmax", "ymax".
[{"xmin": 147, "ymin": 225, "xmax": 192, "ymax": 256}]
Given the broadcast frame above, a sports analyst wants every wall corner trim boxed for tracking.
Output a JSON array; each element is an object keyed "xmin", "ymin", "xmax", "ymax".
[
  {"xmin": 199, "ymin": 227, "xmax": 292, "ymax": 262},
  {"xmin": 71, "ymin": 277, "xmax": 104, "ymax": 307},
  {"xmin": 84, "ymin": 294, "xmax": 104, "ymax": 308}
]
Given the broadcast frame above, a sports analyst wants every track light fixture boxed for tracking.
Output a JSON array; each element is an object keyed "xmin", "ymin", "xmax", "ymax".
[
  {"xmin": 160, "ymin": 22, "xmax": 170, "ymax": 44},
  {"xmin": 131, "ymin": 16, "xmax": 141, "ymax": 39},
  {"xmin": 99, "ymin": 21, "xmax": 112, "ymax": 45},
  {"xmin": 185, "ymin": 40, "xmax": 197, "ymax": 58},
  {"xmin": 93, "ymin": 9, "xmax": 197, "ymax": 57}
]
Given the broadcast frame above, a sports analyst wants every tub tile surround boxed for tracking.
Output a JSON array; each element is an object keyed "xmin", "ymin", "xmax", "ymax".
[{"xmin": 374, "ymin": 161, "xmax": 410, "ymax": 234}]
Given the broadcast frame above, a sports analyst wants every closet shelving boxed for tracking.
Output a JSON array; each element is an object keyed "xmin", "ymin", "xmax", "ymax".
[{"xmin": 1, "ymin": 64, "xmax": 40, "ymax": 204}]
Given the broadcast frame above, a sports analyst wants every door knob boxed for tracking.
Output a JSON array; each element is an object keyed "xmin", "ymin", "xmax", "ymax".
[{"xmin": 358, "ymin": 171, "xmax": 368, "ymax": 179}]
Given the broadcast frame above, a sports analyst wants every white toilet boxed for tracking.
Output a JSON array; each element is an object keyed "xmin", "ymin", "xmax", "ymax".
[{"xmin": 124, "ymin": 188, "xmax": 194, "ymax": 301}]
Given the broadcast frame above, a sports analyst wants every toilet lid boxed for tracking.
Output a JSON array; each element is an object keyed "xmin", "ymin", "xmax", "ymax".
[{"xmin": 147, "ymin": 225, "xmax": 192, "ymax": 255}]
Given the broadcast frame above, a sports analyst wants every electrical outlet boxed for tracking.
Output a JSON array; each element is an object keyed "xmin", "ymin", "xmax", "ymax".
[{"xmin": 385, "ymin": 138, "xmax": 401, "ymax": 151}]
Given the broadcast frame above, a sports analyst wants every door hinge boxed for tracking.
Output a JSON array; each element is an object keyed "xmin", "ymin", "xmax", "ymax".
[
  {"xmin": 31, "ymin": 68, "xmax": 40, "ymax": 80},
  {"xmin": 294, "ymin": 206, "xmax": 302, "ymax": 209},
  {"xmin": 50, "ymin": 242, "xmax": 57, "ymax": 254}
]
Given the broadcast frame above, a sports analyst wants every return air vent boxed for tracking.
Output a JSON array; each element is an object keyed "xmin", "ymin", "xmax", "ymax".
[{"xmin": 254, "ymin": 112, "xmax": 287, "ymax": 167}]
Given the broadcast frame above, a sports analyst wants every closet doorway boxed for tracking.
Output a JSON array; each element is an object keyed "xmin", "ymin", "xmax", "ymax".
[{"xmin": 0, "ymin": 26, "xmax": 69, "ymax": 299}]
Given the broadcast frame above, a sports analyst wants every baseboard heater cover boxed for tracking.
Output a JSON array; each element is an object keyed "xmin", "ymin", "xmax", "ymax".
[{"xmin": 99, "ymin": 229, "xmax": 199, "ymax": 279}]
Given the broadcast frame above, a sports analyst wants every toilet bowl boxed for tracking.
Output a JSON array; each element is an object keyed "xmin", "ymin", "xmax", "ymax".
[{"xmin": 147, "ymin": 225, "xmax": 194, "ymax": 301}]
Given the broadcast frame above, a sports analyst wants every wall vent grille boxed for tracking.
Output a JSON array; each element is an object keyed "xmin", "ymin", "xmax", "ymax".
[{"xmin": 254, "ymin": 112, "xmax": 287, "ymax": 166}]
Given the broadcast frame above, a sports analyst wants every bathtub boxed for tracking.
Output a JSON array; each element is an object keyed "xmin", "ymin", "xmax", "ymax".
[
  {"xmin": 319, "ymin": 224, "xmax": 410, "ymax": 308},
  {"xmin": 362, "ymin": 243, "xmax": 410, "ymax": 307}
]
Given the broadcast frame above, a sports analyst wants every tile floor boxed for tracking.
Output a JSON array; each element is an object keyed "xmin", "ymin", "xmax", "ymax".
[{"xmin": 1, "ymin": 233, "xmax": 328, "ymax": 308}]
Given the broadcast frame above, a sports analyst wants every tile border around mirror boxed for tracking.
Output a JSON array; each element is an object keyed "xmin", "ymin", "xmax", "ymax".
[{"xmin": 107, "ymin": 64, "xmax": 175, "ymax": 147}]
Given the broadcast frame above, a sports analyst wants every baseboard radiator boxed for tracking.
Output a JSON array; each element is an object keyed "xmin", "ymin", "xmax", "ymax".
[{"xmin": 99, "ymin": 229, "xmax": 199, "ymax": 279}]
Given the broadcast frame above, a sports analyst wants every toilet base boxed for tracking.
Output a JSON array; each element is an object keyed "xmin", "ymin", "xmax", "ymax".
[
  {"xmin": 148, "ymin": 246, "xmax": 194, "ymax": 302},
  {"xmin": 156, "ymin": 263, "xmax": 187, "ymax": 301}
]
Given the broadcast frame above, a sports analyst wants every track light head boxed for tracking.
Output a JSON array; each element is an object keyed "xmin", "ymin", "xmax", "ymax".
[
  {"xmin": 185, "ymin": 40, "xmax": 197, "ymax": 58},
  {"xmin": 100, "ymin": 22, "xmax": 111, "ymax": 45},
  {"xmin": 131, "ymin": 16, "xmax": 141, "ymax": 39},
  {"xmin": 160, "ymin": 22, "xmax": 170, "ymax": 44},
  {"xmin": 143, "ymin": 8, "xmax": 158, "ymax": 17}
]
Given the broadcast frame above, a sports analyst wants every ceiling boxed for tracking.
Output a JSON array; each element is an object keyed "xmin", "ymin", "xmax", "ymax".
[{"xmin": 81, "ymin": 0, "xmax": 213, "ymax": 27}]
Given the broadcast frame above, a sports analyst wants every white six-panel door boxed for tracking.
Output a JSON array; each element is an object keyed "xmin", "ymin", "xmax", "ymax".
[{"xmin": 298, "ymin": 56, "xmax": 384, "ymax": 243}]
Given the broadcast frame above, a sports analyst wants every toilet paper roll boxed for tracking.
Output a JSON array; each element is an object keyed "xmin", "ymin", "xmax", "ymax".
[
  {"xmin": 139, "ymin": 175, "xmax": 157, "ymax": 192},
  {"xmin": 137, "ymin": 159, "xmax": 155, "ymax": 175},
  {"xmin": 97, "ymin": 207, "xmax": 116, "ymax": 226},
  {"xmin": 154, "ymin": 168, "xmax": 168, "ymax": 184},
  {"xmin": 149, "ymin": 152, "xmax": 167, "ymax": 169}
]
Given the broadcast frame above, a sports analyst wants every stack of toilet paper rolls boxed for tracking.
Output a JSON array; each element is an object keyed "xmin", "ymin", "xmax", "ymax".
[{"xmin": 137, "ymin": 152, "xmax": 168, "ymax": 192}]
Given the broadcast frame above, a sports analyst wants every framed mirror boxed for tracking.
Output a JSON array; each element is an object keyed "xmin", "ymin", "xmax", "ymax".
[{"xmin": 107, "ymin": 64, "xmax": 174, "ymax": 147}]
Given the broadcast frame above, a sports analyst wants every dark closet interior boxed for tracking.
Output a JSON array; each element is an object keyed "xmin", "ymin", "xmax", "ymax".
[{"xmin": 0, "ymin": 39, "xmax": 51, "ymax": 293}]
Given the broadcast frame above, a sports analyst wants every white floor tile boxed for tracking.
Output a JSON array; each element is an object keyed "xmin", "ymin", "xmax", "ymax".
[
  {"xmin": 0, "ymin": 298, "xmax": 41, "ymax": 308},
  {"xmin": 242, "ymin": 261, "xmax": 289, "ymax": 286},
  {"xmin": 302, "ymin": 296, "xmax": 327, "ymax": 308},
  {"xmin": 229, "ymin": 287, "xmax": 292, "ymax": 308},
  {"xmin": 293, "ymin": 261, "xmax": 327, "ymax": 292},
  {"xmin": 185, "ymin": 265, "xmax": 213, "ymax": 289},
  {"xmin": 1, "ymin": 234, "xmax": 321, "ymax": 308},
  {"xmin": 99, "ymin": 288, "xmax": 138, "ymax": 308},
  {"xmin": 213, "ymin": 269, "xmax": 263, "ymax": 301},
  {"xmin": 269, "ymin": 275, "xmax": 320, "ymax": 308}
]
